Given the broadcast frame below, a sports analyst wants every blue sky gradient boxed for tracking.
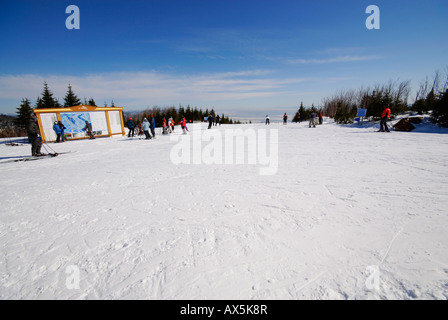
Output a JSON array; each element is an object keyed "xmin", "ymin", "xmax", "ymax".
[{"xmin": 1, "ymin": 0, "xmax": 447, "ymax": 119}]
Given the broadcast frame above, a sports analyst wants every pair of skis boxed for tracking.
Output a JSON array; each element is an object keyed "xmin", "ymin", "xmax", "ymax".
[{"xmin": 0, "ymin": 151, "xmax": 74, "ymax": 164}]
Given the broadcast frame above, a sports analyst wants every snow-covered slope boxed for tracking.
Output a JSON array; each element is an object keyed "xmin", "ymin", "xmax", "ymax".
[{"xmin": 1, "ymin": 120, "xmax": 447, "ymax": 300}]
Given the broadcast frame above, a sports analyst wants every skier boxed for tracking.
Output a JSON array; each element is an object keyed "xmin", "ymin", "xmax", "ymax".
[
  {"xmin": 318, "ymin": 112, "xmax": 323, "ymax": 125},
  {"xmin": 208, "ymin": 114, "xmax": 214, "ymax": 129},
  {"xmin": 215, "ymin": 115, "xmax": 221, "ymax": 126},
  {"xmin": 162, "ymin": 118, "xmax": 168, "ymax": 134},
  {"xmin": 179, "ymin": 116, "xmax": 187, "ymax": 134},
  {"xmin": 53, "ymin": 121, "xmax": 62, "ymax": 143},
  {"xmin": 265, "ymin": 115, "xmax": 270, "ymax": 125},
  {"xmin": 378, "ymin": 105, "xmax": 391, "ymax": 132},
  {"xmin": 27, "ymin": 115, "xmax": 42, "ymax": 156},
  {"xmin": 309, "ymin": 112, "xmax": 317, "ymax": 128},
  {"xmin": 283, "ymin": 113, "xmax": 288, "ymax": 125},
  {"xmin": 149, "ymin": 114, "xmax": 156, "ymax": 138},
  {"xmin": 58, "ymin": 121, "xmax": 66, "ymax": 142},
  {"xmin": 169, "ymin": 117, "xmax": 175, "ymax": 132},
  {"xmin": 127, "ymin": 118, "xmax": 135, "ymax": 137},
  {"xmin": 142, "ymin": 118, "xmax": 152, "ymax": 139}
]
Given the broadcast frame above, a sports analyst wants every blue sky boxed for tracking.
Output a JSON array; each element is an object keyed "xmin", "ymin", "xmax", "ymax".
[{"xmin": 0, "ymin": 0, "xmax": 447, "ymax": 119}]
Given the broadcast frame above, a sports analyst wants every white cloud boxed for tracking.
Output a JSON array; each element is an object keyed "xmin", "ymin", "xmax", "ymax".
[
  {"xmin": 0, "ymin": 70, "xmax": 311, "ymax": 110},
  {"xmin": 287, "ymin": 55, "xmax": 381, "ymax": 64}
]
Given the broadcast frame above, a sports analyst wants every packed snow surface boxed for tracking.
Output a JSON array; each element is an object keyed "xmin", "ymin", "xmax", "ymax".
[{"xmin": 1, "ymin": 120, "xmax": 447, "ymax": 300}]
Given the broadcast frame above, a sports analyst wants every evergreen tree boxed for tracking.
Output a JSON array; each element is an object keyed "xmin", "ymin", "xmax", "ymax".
[
  {"xmin": 334, "ymin": 103, "xmax": 357, "ymax": 124},
  {"xmin": 37, "ymin": 82, "xmax": 60, "ymax": 108},
  {"xmin": 431, "ymin": 90, "xmax": 448, "ymax": 127},
  {"xmin": 15, "ymin": 98, "xmax": 33, "ymax": 128},
  {"xmin": 63, "ymin": 84, "xmax": 82, "ymax": 107},
  {"xmin": 425, "ymin": 89, "xmax": 436, "ymax": 112},
  {"xmin": 35, "ymin": 97, "xmax": 44, "ymax": 109},
  {"xmin": 412, "ymin": 98, "xmax": 427, "ymax": 115},
  {"xmin": 298, "ymin": 103, "xmax": 306, "ymax": 122},
  {"xmin": 185, "ymin": 105, "xmax": 192, "ymax": 120},
  {"xmin": 88, "ymin": 98, "xmax": 97, "ymax": 106},
  {"xmin": 178, "ymin": 105, "xmax": 185, "ymax": 118}
]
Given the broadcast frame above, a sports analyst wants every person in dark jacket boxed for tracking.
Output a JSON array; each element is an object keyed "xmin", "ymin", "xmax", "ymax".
[
  {"xmin": 208, "ymin": 114, "xmax": 214, "ymax": 129},
  {"xmin": 309, "ymin": 113, "xmax": 317, "ymax": 128},
  {"xmin": 149, "ymin": 114, "xmax": 156, "ymax": 138},
  {"xmin": 84, "ymin": 120, "xmax": 95, "ymax": 139},
  {"xmin": 127, "ymin": 118, "xmax": 135, "ymax": 137},
  {"xmin": 378, "ymin": 106, "xmax": 391, "ymax": 132},
  {"xmin": 53, "ymin": 121, "xmax": 62, "ymax": 143},
  {"xmin": 26, "ymin": 115, "xmax": 42, "ymax": 156},
  {"xmin": 58, "ymin": 121, "xmax": 67, "ymax": 142}
]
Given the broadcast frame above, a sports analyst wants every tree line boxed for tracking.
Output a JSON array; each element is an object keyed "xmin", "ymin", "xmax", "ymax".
[
  {"xmin": 290, "ymin": 67, "xmax": 448, "ymax": 127},
  {"xmin": 124, "ymin": 106, "xmax": 240, "ymax": 128}
]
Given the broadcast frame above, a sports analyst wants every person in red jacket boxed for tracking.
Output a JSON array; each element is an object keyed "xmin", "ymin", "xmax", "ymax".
[
  {"xmin": 179, "ymin": 116, "xmax": 187, "ymax": 134},
  {"xmin": 162, "ymin": 118, "xmax": 168, "ymax": 134},
  {"xmin": 379, "ymin": 105, "xmax": 391, "ymax": 132}
]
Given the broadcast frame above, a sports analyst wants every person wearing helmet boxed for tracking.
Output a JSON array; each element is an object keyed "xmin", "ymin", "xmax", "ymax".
[{"xmin": 53, "ymin": 121, "xmax": 62, "ymax": 143}]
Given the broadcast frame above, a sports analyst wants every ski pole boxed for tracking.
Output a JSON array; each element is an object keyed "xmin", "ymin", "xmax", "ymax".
[{"xmin": 43, "ymin": 141, "xmax": 58, "ymax": 154}]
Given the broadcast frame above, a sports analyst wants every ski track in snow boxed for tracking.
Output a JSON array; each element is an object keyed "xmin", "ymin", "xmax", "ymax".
[{"xmin": 1, "ymin": 121, "xmax": 448, "ymax": 300}]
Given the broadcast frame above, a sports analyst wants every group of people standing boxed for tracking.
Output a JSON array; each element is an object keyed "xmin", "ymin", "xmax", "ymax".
[
  {"xmin": 52, "ymin": 121, "xmax": 66, "ymax": 143},
  {"xmin": 309, "ymin": 112, "xmax": 323, "ymax": 128},
  {"xmin": 265, "ymin": 112, "xmax": 323, "ymax": 127},
  {"xmin": 128, "ymin": 115, "xmax": 157, "ymax": 140},
  {"xmin": 127, "ymin": 115, "xmax": 189, "ymax": 139},
  {"xmin": 208, "ymin": 114, "xmax": 221, "ymax": 129}
]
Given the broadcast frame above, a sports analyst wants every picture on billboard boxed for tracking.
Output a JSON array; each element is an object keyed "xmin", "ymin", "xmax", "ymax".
[{"xmin": 61, "ymin": 112, "xmax": 91, "ymax": 138}]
